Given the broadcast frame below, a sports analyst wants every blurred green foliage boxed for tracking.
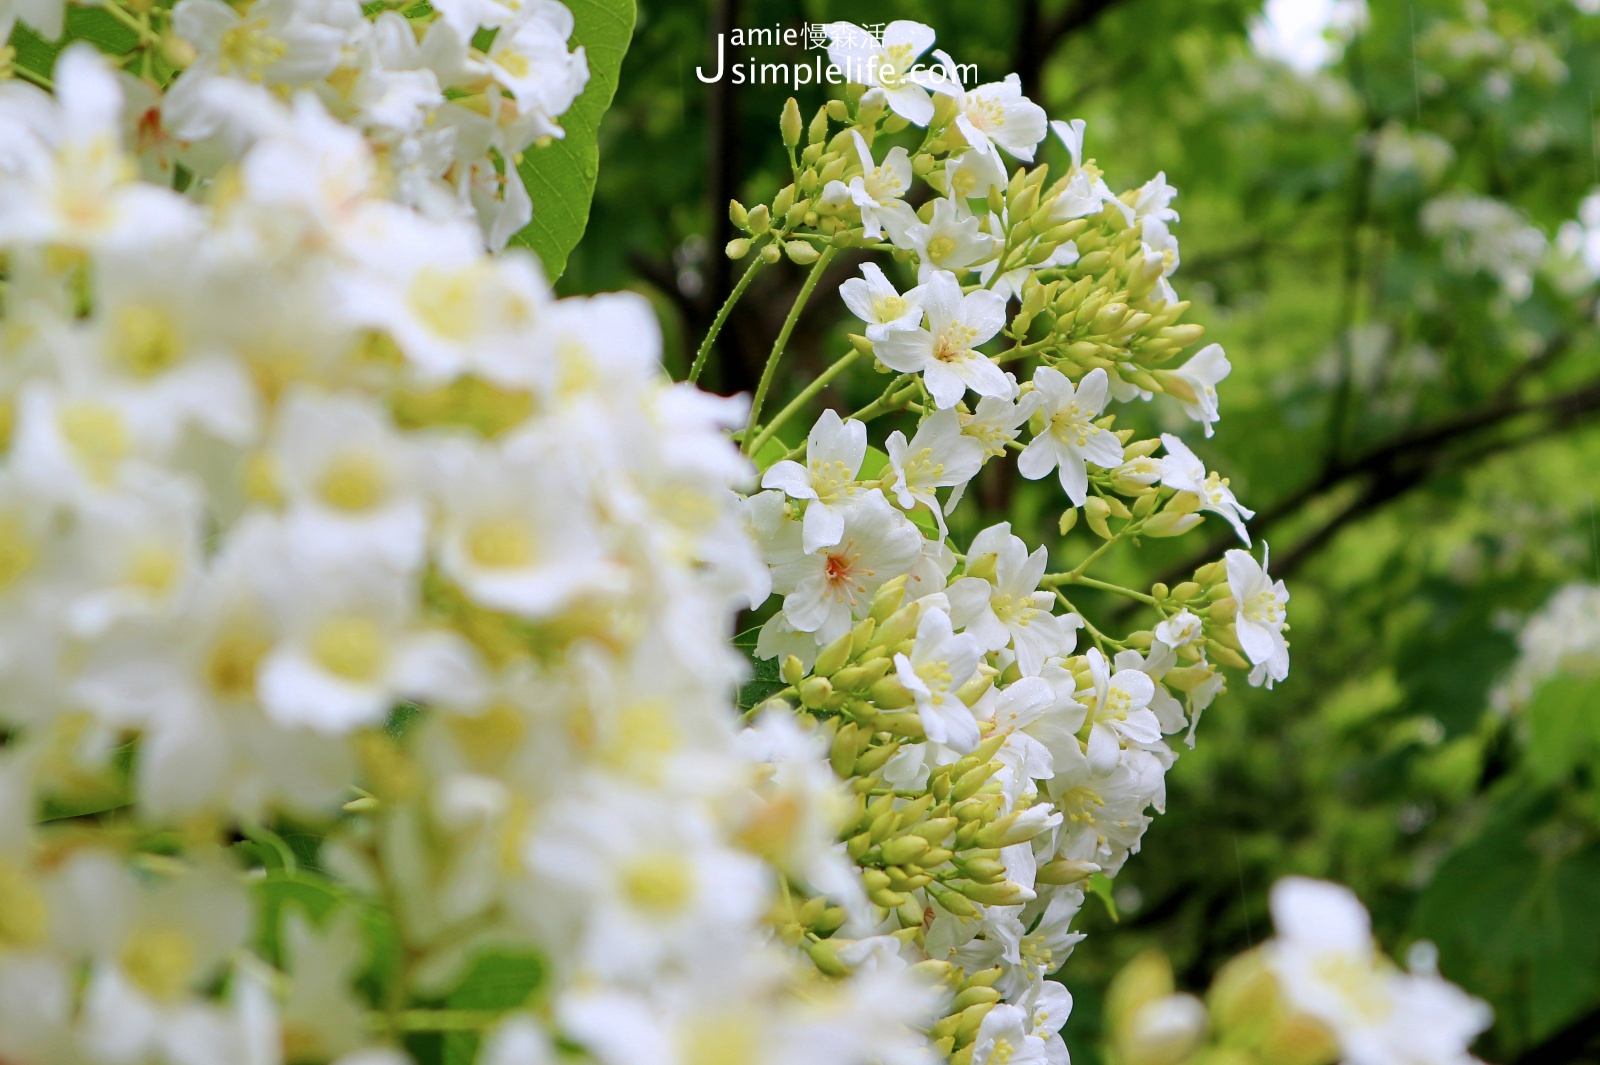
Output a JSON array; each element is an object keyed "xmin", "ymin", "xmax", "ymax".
[{"xmin": 574, "ymin": 0, "xmax": 1600, "ymax": 1060}]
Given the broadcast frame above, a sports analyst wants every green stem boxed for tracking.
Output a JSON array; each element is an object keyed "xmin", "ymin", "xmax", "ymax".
[
  {"xmin": 1051, "ymin": 573, "xmax": 1158, "ymax": 605},
  {"xmin": 689, "ymin": 254, "xmax": 767, "ymax": 385},
  {"xmin": 742, "ymin": 246, "xmax": 839, "ymax": 454},
  {"xmin": 748, "ymin": 347, "xmax": 861, "ymax": 456},
  {"xmin": 100, "ymin": 1, "xmax": 160, "ymax": 43},
  {"xmin": 780, "ymin": 376, "xmax": 917, "ymax": 462}
]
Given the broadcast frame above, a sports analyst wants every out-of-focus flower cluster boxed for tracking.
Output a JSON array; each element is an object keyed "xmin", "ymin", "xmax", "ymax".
[
  {"xmin": 1492, "ymin": 583, "xmax": 1600, "ymax": 713},
  {"xmin": 0, "ymin": 18, "xmax": 940, "ymax": 1065},
  {"xmin": 1101, "ymin": 878, "xmax": 1491, "ymax": 1065},
  {"xmin": 4, "ymin": 0, "xmax": 589, "ymax": 248}
]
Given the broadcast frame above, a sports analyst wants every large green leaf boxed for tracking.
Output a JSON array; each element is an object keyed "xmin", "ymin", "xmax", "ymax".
[{"xmin": 510, "ymin": 0, "xmax": 635, "ymax": 279}]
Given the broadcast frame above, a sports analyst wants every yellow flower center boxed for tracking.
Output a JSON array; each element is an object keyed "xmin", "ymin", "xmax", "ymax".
[
  {"xmin": 317, "ymin": 453, "xmax": 388, "ymax": 512},
  {"xmin": 110, "ymin": 305, "xmax": 183, "ymax": 378},
  {"xmin": 311, "ymin": 616, "xmax": 386, "ymax": 682},
  {"xmin": 621, "ymin": 853, "xmax": 695, "ymax": 915},
  {"xmin": 119, "ymin": 925, "xmax": 196, "ymax": 1002},
  {"xmin": 465, "ymin": 518, "xmax": 535, "ymax": 568}
]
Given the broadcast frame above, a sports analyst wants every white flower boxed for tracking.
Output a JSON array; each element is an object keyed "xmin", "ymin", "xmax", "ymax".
[
  {"xmin": 430, "ymin": 434, "xmax": 621, "ymax": 619},
  {"xmin": 0, "ymin": 0, "xmax": 61, "ymax": 42},
  {"xmin": 761, "ymin": 409, "xmax": 869, "ymax": 553},
  {"xmin": 822, "ymin": 131, "xmax": 919, "ymax": 242},
  {"xmin": 1049, "ymin": 119, "xmax": 1123, "ymax": 221},
  {"xmin": 943, "ymin": 146, "xmax": 1009, "ymax": 204},
  {"xmin": 484, "ymin": 1, "xmax": 589, "ymax": 138},
  {"xmin": 1017, "ymin": 367, "xmax": 1124, "ymax": 507},
  {"xmin": 936, "ymin": 65, "xmax": 1048, "ymax": 161},
  {"xmin": 526, "ymin": 791, "xmax": 769, "ymax": 979},
  {"xmin": 1076, "ymin": 647, "xmax": 1163, "ymax": 773},
  {"xmin": 164, "ymin": 0, "xmax": 359, "ymax": 139},
  {"xmin": 971, "ymin": 1004, "xmax": 1050, "ymax": 1065},
  {"xmin": 960, "ymin": 391, "xmax": 1040, "ymax": 459},
  {"xmin": 875, "ymin": 270, "xmax": 1012, "ymax": 409},
  {"xmin": 1159, "ymin": 433, "xmax": 1254, "ymax": 544},
  {"xmin": 338, "ymin": 209, "xmax": 547, "ymax": 383},
  {"xmin": 840, "ymin": 262, "xmax": 925, "ymax": 342},
  {"xmin": 894, "ymin": 198, "xmax": 1001, "ymax": 281},
  {"xmin": 772, "ymin": 491, "xmax": 923, "ymax": 645},
  {"xmin": 884, "ymin": 408, "xmax": 985, "ymax": 534},
  {"xmin": 948, "ymin": 523, "xmax": 1075, "ymax": 676},
  {"xmin": 894, "ymin": 607, "xmax": 983, "ymax": 752},
  {"xmin": 257, "ymin": 555, "xmax": 485, "ymax": 733},
  {"xmin": 1267, "ymin": 877, "xmax": 1491, "ymax": 1065},
  {"xmin": 1154, "ymin": 609, "xmax": 1203, "ymax": 649},
  {"xmin": 271, "ymin": 390, "xmax": 427, "ymax": 572},
  {"xmin": 1169, "ymin": 343, "xmax": 1231, "ymax": 437},
  {"xmin": 1225, "ymin": 547, "xmax": 1290, "ymax": 688},
  {"xmin": 825, "ymin": 20, "xmax": 940, "ymax": 126},
  {"xmin": 0, "ymin": 46, "xmax": 199, "ymax": 252}
]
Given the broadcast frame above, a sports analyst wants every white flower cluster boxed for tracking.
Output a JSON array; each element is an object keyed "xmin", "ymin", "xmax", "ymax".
[
  {"xmin": 1492, "ymin": 582, "xmax": 1600, "ymax": 713},
  {"xmin": 1421, "ymin": 192, "xmax": 1549, "ymax": 301},
  {"xmin": 0, "ymin": 28, "xmax": 940, "ymax": 1065},
  {"xmin": 6, "ymin": 0, "xmax": 588, "ymax": 248},
  {"xmin": 727, "ymin": 20, "xmax": 1297, "ymax": 1064}
]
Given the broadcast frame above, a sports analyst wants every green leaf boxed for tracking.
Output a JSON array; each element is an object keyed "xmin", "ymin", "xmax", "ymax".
[
  {"xmin": 1087, "ymin": 872, "xmax": 1120, "ymax": 923},
  {"xmin": 752, "ymin": 433, "xmax": 793, "ymax": 472},
  {"xmin": 509, "ymin": 0, "xmax": 635, "ymax": 278},
  {"xmin": 7, "ymin": 7, "xmax": 141, "ymax": 79},
  {"xmin": 441, "ymin": 950, "xmax": 546, "ymax": 1065},
  {"xmin": 733, "ymin": 623, "xmax": 786, "ymax": 711},
  {"xmin": 1413, "ymin": 808, "xmax": 1600, "ymax": 1049},
  {"xmin": 1524, "ymin": 674, "xmax": 1600, "ymax": 783}
]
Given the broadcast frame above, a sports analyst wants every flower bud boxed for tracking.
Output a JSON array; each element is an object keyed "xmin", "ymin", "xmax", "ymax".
[
  {"xmin": 799, "ymin": 675, "xmax": 833, "ymax": 709},
  {"xmin": 958, "ymin": 879, "xmax": 1034, "ymax": 906},
  {"xmin": 869, "ymin": 575, "xmax": 908, "ymax": 621},
  {"xmin": 880, "ymin": 834, "xmax": 930, "ymax": 865},
  {"xmin": 1142, "ymin": 511, "xmax": 1203, "ymax": 538},
  {"xmin": 807, "ymin": 938, "xmax": 850, "ymax": 976},
  {"xmin": 759, "ymin": 242, "xmax": 782, "ymax": 264},
  {"xmin": 813, "ymin": 630, "xmax": 855, "ymax": 677},
  {"xmin": 1036, "ymin": 858, "xmax": 1100, "ymax": 885},
  {"xmin": 729, "ymin": 199, "xmax": 749, "ymax": 228},
  {"xmin": 1059, "ymin": 508, "xmax": 1079, "ymax": 535},
  {"xmin": 780, "ymin": 655, "xmax": 805, "ymax": 685},
  {"xmin": 746, "ymin": 203, "xmax": 771, "ymax": 235},
  {"xmin": 725, "ymin": 238, "xmax": 751, "ymax": 259},
  {"xmin": 1085, "ymin": 496, "xmax": 1114, "ymax": 539},
  {"xmin": 781, "ymin": 97, "xmax": 803, "ymax": 148},
  {"xmin": 773, "ymin": 184, "xmax": 796, "ymax": 218},
  {"xmin": 808, "ymin": 105, "xmax": 830, "ymax": 144}
]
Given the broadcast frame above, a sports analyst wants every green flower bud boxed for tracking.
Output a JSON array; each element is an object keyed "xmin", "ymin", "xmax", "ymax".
[
  {"xmin": 808, "ymin": 105, "xmax": 830, "ymax": 144},
  {"xmin": 729, "ymin": 199, "xmax": 748, "ymax": 229},
  {"xmin": 746, "ymin": 203, "xmax": 771, "ymax": 236},
  {"xmin": 781, "ymin": 97, "xmax": 803, "ymax": 148},
  {"xmin": 813, "ymin": 630, "xmax": 855, "ymax": 677},
  {"xmin": 1036, "ymin": 858, "xmax": 1101, "ymax": 885},
  {"xmin": 799, "ymin": 675, "xmax": 833, "ymax": 709},
  {"xmin": 1085, "ymin": 496, "xmax": 1114, "ymax": 539},
  {"xmin": 786, "ymin": 241, "xmax": 820, "ymax": 265},
  {"xmin": 773, "ymin": 184, "xmax": 796, "ymax": 218},
  {"xmin": 880, "ymin": 835, "xmax": 930, "ymax": 866},
  {"xmin": 759, "ymin": 242, "xmax": 782, "ymax": 264},
  {"xmin": 1142, "ymin": 511, "xmax": 1204, "ymax": 538},
  {"xmin": 780, "ymin": 655, "xmax": 805, "ymax": 685},
  {"xmin": 725, "ymin": 238, "xmax": 751, "ymax": 260}
]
